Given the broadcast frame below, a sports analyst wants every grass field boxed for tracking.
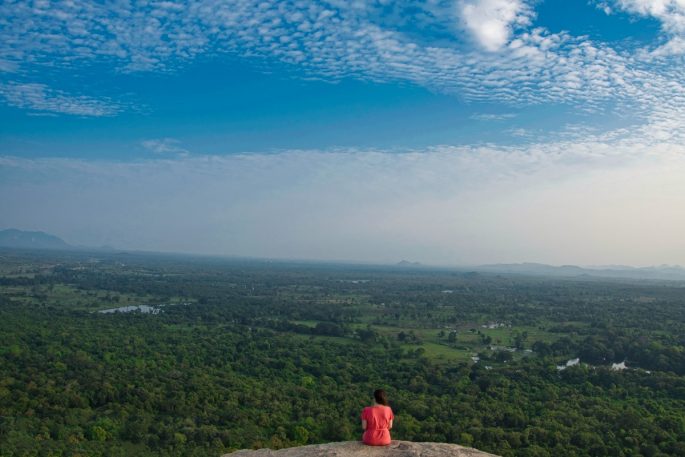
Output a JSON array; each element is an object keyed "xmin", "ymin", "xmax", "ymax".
[{"xmin": 1, "ymin": 282, "xmax": 156, "ymax": 311}]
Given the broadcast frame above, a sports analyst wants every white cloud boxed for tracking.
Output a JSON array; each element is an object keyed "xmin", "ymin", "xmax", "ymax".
[
  {"xmin": 615, "ymin": 0, "xmax": 685, "ymax": 30},
  {"xmin": 610, "ymin": 0, "xmax": 685, "ymax": 54},
  {"xmin": 0, "ymin": 59, "xmax": 18, "ymax": 73},
  {"xmin": 507, "ymin": 127, "xmax": 532, "ymax": 138},
  {"xmin": 651, "ymin": 35, "xmax": 685, "ymax": 54},
  {"xmin": 0, "ymin": 82, "xmax": 120, "ymax": 116},
  {"xmin": 470, "ymin": 112, "xmax": 517, "ymax": 121},
  {"xmin": 459, "ymin": 0, "xmax": 534, "ymax": 51},
  {"xmin": 141, "ymin": 138, "xmax": 189, "ymax": 156}
]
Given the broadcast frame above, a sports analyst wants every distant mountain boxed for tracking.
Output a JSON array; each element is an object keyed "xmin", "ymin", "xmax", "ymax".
[
  {"xmin": 476, "ymin": 262, "xmax": 685, "ymax": 281},
  {"xmin": 396, "ymin": 260, "xmax": 422, "ymax": 267},
  {"xmin": 0, "ymin": 229, "xmax": 71, "ymax": 250}
]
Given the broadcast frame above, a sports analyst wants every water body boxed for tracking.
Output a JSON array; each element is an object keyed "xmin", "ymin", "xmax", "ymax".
[
  {"xmin": 99, "ymin": 305, "xmax": 160, "ymax": 314},
  {"xmin": 98, "ymin": 302, "xmax": 192, "ymax": 315}
]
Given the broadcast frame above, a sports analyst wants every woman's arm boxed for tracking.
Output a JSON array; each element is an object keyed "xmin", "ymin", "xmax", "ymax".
[
  {"xmin": 361, "ymin": 419, "xmax": 367, "ymax": 431},
  {"xmin": 389, "ymin": 419, "xmax": 393, "ymax": 429}
]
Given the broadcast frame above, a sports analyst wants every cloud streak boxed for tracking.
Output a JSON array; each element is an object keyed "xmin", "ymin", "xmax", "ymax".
[
  {"xmin": 0, "ymin": 82, "xmax": 120, "ymax": 117},
  {"xmin": 2, "ymin": 113, "xmax": 684, "ymax": 265},
  {"xmin": 470, "ymin": 112, "xmax": 517, "ymax": 121},
  {"xmin": 141, "ymin": 138, "xmax": 190, "ymax": 156}
]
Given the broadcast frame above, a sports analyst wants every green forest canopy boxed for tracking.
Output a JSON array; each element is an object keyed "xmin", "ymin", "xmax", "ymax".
[{"xmin": 1, "ymin": 249, "xmax": 684, "ymax": 456}]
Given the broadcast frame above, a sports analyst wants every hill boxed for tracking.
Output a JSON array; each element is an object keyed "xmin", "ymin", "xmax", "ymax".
[
  {"xmin": 396, "ymin": 260, "xmax": 422, "ymax": 267},
  {"xmin": 225, "ymin": 441, "xmax": 499, "ymax": 456},
  {"xmin": 476, "ymin": 262, "xmax": 685, "ymax": 281},
  {"xmin": 0, "ymin": 228, "xmax": 71, "ymax": 250}
]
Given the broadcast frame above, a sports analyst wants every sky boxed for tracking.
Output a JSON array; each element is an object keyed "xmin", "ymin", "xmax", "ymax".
[{"xmin": 1, "ymin": 0, "xmax": 685, "ymax": 266}]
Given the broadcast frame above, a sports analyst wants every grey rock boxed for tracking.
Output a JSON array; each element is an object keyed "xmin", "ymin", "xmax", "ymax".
[{"xmin": 225, "ymin": 441, "xmax": 499, "ymax": 457}]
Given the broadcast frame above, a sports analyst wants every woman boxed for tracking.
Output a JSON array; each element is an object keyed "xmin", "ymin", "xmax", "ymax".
[{"xmin": 360, "ymin": 389, "xmax": 394, "ymax": 446}]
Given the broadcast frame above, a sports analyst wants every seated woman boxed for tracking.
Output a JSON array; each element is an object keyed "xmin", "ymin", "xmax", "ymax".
[{"xmin": 361, "ymin": 389, "xmax": 394, "ymax": 446}]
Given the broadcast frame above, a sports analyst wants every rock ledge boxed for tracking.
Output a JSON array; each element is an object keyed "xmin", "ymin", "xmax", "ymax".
[{"xmin": 225, "ymin": 441, "xmax": 499, "ymax": 456}]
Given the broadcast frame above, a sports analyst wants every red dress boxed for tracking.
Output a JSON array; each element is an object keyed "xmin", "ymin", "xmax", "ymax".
[{"xmin": 361, "ymin": 405, "xmax": 394, "ymax": 446}]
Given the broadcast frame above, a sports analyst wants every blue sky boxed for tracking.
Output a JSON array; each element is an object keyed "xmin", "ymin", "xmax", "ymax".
[{"xmin": 1, "ymin": 0, "xmax": 685, "ymax": 265}]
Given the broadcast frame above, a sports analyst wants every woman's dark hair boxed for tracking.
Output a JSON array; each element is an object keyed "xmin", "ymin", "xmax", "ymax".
[{"xmin": 374, "ymin": 389, "xmax": 388, "ymax": 406}]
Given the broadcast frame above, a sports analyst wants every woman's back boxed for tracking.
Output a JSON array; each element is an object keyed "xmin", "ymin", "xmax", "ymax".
[{"xmin": 361, "ymin": 405, "xmax": 393, "ymax": 446}]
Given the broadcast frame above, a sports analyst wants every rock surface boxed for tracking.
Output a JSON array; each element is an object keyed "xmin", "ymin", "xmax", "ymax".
[{"xmin": 225, "ymin": 441, "xmax": 499, "ymax": 456}]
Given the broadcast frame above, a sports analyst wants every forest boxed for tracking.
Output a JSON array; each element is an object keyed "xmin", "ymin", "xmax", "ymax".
[{"xmin": 1, "ymin": 248, "xmax": 684, "ymax": 456}]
